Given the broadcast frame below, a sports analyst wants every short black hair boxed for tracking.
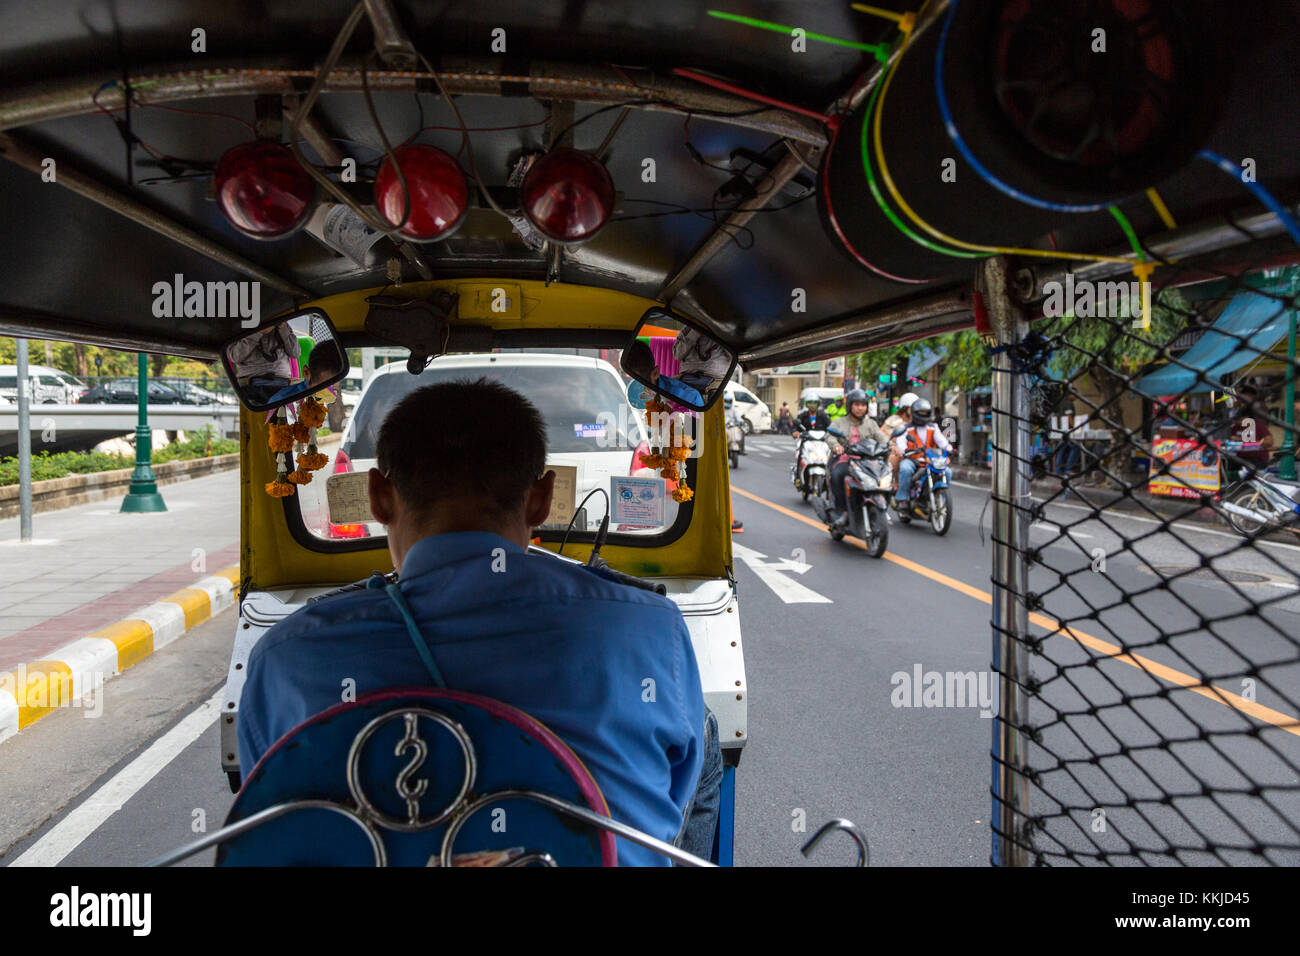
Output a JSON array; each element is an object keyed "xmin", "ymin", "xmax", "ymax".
[
  {"xmin": 376, "ymin": 378, "xmax": 547, "ymax": 517},
  {"xmin": 308, "ymin": 347, "xmax": 343, "ymax": 379}
]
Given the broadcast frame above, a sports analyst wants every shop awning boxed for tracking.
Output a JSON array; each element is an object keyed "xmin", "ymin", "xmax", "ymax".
[
  {"xmin": 910, "ymin": 347, "xmax": 942, "ymax": 378},
  {"xmin": 1130, "ymin": 287, "xmax": 1294, "ymax": 396}
]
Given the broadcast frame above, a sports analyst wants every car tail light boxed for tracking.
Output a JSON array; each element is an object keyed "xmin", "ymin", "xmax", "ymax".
[
  {"xmin": 333, "ymin": 448, "xmax": 352, "ymax": 473},
  {"xmin": 520, "ymin": 148, "xmax": 615, "ymax": 243},
  {"xmin": 329, "ymin": 523, "xmax": 369, "ymax": 539},
  {"xmin": 629, "ymin": 440, "xmax": 650, "ymax": 474},
  {"xmin": 374, "ymin": 145, "xmax": 469, "ymax": 241},
  {"xmin": 214, "ymin": 141, "xmax": 315, "ymax": 238}
]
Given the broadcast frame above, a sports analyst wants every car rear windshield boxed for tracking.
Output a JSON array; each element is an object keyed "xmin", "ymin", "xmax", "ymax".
[
  {"xmin": 345, "ymin": 363, "xmax": 643, "ymax": 458},
  {"xmin": 290, "ymin": 355, "xmax": 695, "ymax": 548}
]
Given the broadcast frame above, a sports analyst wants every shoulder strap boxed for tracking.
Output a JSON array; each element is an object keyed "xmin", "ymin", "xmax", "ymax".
[{"xmin": 369, "ymin": 572, "xmax": 447, "ymax": 688}]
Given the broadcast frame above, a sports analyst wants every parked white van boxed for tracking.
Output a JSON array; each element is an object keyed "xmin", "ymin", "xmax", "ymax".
[
  {"xmin": 0, "ymin": 365, "xmax": 88, "ymax": 404},
  {"xmin": 725, "ymin": 381, "xmax": 772, "ymax": 434}
]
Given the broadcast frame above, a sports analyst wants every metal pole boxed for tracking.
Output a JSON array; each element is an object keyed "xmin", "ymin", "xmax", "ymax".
[
  {"xmin": 985, "ymin": 257, "xmax": 1032, "ymax": 866},
  {"xmin": 15, "ymin": 337, "xmax": 33, "ymax": 541},
  {"xmin": 1279, "ymin": 269, "xmax": 1298, "ymax": 481},
  {"xmin": 121, "ymin": 352, "xmax": 166, "ymax": 513}
]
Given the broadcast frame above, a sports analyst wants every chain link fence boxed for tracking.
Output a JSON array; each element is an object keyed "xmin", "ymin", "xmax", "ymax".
[{"xmin": 988, "ymin": 257, "xmax": 1300, "ymax": 866}]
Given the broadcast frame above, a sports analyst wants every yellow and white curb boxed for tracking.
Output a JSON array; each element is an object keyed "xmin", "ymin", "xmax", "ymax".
[{"xmin": 0, "ymin": 565, "xmax": 240, "ymax": 743}]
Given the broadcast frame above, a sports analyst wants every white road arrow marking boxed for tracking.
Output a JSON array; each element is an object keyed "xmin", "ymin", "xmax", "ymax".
[{"xmin": 731, "ymin": 542, "xmax": 832, "ymax": 604}]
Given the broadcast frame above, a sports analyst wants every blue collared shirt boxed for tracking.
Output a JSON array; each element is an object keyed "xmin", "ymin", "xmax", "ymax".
[{"xmin": 238, "ymin": 532, "xmax": 704, "ymax": 866}]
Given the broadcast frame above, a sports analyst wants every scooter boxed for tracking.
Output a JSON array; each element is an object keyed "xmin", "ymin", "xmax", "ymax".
[
  {"xmin": 812, "ymin": 429, "xmax": 892, "ymax": 557},
  {"xmin": 1217, "ymin": 444, "xmax": 1300, "ymax": 536},
  {"xmin": 791, "ymin": 429, "xmax": 831, "ymax": 501},
  {"xmin": 728, "ymin": 419, "xmax": 745, "ymax": 470},
  {"xmin": 896, "ymin": 448, "xmax": 953, "ymax": 536}
]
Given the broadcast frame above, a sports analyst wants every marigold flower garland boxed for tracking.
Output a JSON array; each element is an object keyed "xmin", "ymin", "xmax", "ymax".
[
  {"xmin": 264, "ymin": 393, "xmax": 333, "ymax": 497},
  {"xmin": 642, "ymin": 396, "xmax": 694, "ymax": 503}
]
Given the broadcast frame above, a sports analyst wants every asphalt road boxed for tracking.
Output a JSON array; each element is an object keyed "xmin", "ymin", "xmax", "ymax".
[{"xmin": 3, "ymin": 435, "xmax": 1298, "ymax": 867}]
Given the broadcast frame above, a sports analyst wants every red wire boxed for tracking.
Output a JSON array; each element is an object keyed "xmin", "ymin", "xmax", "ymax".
[
  {"xmin": 91, "ymin": 87, "xmax": 256, "ymax": 135},
  {"xmin": 671, "ymin": 68, "xmax": 832, "ymax": 124},
  {"xmin": 91, "ymin": 86, "xmax": 171, "ymax": 161}
]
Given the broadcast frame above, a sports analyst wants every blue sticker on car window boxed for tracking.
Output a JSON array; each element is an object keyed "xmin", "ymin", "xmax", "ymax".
[{"xmin": 573, "ymin": 423, "xmax": 607, "ymax": 439}]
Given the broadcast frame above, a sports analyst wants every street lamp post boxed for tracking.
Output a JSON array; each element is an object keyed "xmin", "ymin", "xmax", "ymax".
[{"xmin": 120, "ymin": 352, "xmax": 167, "ymax": 513}]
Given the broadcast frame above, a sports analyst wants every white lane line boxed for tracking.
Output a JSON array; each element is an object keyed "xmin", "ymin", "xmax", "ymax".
[
  {"xmin": 1031, "ymin": 522, "xmax": 1093, "ymax": 542},
  {"xmin": 950, "ymin": 480, "xmax": 1300, "ymax": 554},
  {"xmin": 8, "ymin": 687, "xmax": 224, "ymax": 867}
]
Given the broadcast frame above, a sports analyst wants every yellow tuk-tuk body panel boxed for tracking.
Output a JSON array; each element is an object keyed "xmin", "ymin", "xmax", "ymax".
[{"xmin": 240, "ymin": 280, "xmax": 733, "ymax": 593}]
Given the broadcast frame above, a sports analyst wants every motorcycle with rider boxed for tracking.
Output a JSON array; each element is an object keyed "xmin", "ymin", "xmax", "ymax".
[
  {"xmin": 725, "ymin": 392, "xmax": 746, "ymax": 469},
  {"xmin": 813, "ymin": 389, "xmax": 893, "ymax": 556},
  {"xmin": 892, "ymin": 398, "xmax": 954, "ymax": 536},
  {"xmin": 791, "ymin": 394, "xmax": 833, "ymax": 501}
]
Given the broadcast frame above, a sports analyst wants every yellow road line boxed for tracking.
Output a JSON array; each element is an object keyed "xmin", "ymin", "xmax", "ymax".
[{"xmin": 732, "ymin": 485, "xmax": 1300, "ymax": 737}]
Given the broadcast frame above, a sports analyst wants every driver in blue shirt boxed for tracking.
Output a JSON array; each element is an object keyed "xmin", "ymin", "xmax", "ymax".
[{"xmin": 238, "ymin": 377, "xmax": 719, "ymax": 865}]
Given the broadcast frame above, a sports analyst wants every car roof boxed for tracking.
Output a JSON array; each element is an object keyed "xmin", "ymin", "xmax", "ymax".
[
  {"xmin": 370, "ymin": 352, "xmax": 613, "ymax": 380},
  {"xmin": 0, "ymin": 365, "xmax": 75, "ymax": 376}
]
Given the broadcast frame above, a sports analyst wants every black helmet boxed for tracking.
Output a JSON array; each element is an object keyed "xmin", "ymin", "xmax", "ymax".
[
  {"xmin": 910, "ymin": 398, "xmax": 934, "ymax": 426},
  {"xmin": 845, "ymin": 388, "xmax": 868, "ymax": 406}
]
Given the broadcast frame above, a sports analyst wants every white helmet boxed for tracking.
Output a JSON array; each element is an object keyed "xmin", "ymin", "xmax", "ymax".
[{"xmin": 898, "ymin": 392, "xmax": 919, "ymax": 409}]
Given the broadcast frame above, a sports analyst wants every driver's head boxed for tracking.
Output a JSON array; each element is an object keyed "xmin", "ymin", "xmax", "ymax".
[
  {"xmin": 805, "ymin": 399, "xmax": 820, "ymax": 412},
  {"xmin": 370, "ymin": 378, "xmax": 555, "ymax": 566},
  {"xmin": 305, "ymin": 348, "xmax": 342, "ymax": 387}
]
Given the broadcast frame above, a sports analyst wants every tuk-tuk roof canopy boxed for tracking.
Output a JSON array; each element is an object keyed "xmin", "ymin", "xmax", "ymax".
[{"xmin": 1, "ymin": 1, "xmax": 1298, "ymax": 368}]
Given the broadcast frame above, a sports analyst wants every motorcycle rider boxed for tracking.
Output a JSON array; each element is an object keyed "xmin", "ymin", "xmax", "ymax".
[
  {"xmin": 793, "ymin": 396, "xmax": 831, "ymax": 435},
  {"xmin": 724, "ymin": 392, "xmax": 746, "ymax": 455},
  {"xmin": 892, "ymin": 398, "xmax": 953, "ymax": 514},
  {"xmin": 882, "ymin": 392, "xmax": 918, "ymax": 489},
  {"xmin": 881, "ymin": 391, "xmax": 918, "ymax": 439},
  {"xmin": 826, "ymin": 388, "xmax": 889, "ymax": 527}
]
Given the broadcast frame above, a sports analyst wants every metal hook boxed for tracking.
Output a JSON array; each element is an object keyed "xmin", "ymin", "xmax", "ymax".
[{"xmin": 800, "ymin": 818, "xmax": 869, "ymax": 867}]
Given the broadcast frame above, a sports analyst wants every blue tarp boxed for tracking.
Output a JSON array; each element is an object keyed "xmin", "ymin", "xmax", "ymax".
[
  {"xmin": 911, "ymin": 347, "xmax": 943, "ymax": 377},
  {"xmin": 1131, "ymin": 287, "xmax": 1293, "ymax": 396}
]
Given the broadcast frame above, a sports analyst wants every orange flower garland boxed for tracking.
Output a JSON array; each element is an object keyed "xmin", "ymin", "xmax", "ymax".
[
  {"xmin": 291, "ymin": 422, "xmax": 311, "ymax": 444},
  {"xmin": 267, "ymin": 423, "xmax": 295, "ymax": 453},
  {"xmin": 265, "ymin": 480, "xmax": 295, "ymax": 497},
  {"xmin": 287, "ymin": 468, "xmax": 314, "ymax": 485},
  {"xmin": 299, "ymin": 397, "xmax": 327, "ymax": 429},
  {"xmin": 297, "ymin": 452, "xmax": 329, "ymax": 471},
  {"xmin": 642, "ymin": 395, "xmax": 695, "ymax": 500}
]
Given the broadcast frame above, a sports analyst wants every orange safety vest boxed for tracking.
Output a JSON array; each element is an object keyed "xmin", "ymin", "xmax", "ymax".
[{"xmin": 903, "ymin": 425, "xmax": 937, "ymax": 459}]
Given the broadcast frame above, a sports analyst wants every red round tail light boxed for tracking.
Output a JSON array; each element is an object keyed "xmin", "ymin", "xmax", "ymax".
[
  {"xmin": 214, "ymin": 141, "xmax": 315, "ymax": 239},
  {"xmin": 374, "ymin": 145, "xmax": 469, "ymax": 241},
  {"xmin": 520, "ymin": 148, "xmax": 615, "ymax": 243}
]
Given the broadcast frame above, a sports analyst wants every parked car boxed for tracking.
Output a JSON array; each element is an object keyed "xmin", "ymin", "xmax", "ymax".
[
  {"xmin": 165, "ymin": 381, "xmax": 235, "ymax": 405},
  {"xmin": 0, "ymin": 365, "xmax": 88, "ymax": 404},
  {"xmin": 80, "ymin": 379, "xmax": 185, "ymax": 404},
  {"xmin": 725, "ymin": 382, "xmax": 772, "ymax": 434}
]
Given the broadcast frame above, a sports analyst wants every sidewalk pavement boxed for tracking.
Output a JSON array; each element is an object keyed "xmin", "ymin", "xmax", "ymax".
[
  {"xmin": 950, "ymin": 464, "xmax": 1221, "ymax": 525},
  {"xmin": 0, "ymin": 470, "xmax": 240, "ymax": 740}
]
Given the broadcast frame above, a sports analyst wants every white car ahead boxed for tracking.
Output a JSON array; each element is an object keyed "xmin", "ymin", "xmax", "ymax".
[
  {"xmin": 296, "ymin": 352, "xmax": 666, "ymax": 541},
  {"xmin": 725, "ymin": 382, "xmax": 772, "ymax": 434}
]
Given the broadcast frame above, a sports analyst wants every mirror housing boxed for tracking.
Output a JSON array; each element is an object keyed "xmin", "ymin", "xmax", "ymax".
[
  {"xmin": 619, "ymin": 307, "xmax": 737, "ymax": 412},
  {"xmin": 220, "ymin": 309, "xmax": 349, "ymax": 412}
]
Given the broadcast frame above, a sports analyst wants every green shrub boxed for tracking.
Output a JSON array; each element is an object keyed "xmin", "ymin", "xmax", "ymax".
[{"xmin": 0, "ymin": 426, "xmax": 237, "ymax": 486}]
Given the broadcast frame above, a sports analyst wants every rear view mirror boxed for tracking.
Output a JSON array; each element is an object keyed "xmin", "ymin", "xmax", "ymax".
[
  {"xmin": 620, "ymin": 307, "xmax": 737, "ymax": 412},
  {"xmin": 221, "ymin": 309, "xmax": 348, "ymax": 411}
]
